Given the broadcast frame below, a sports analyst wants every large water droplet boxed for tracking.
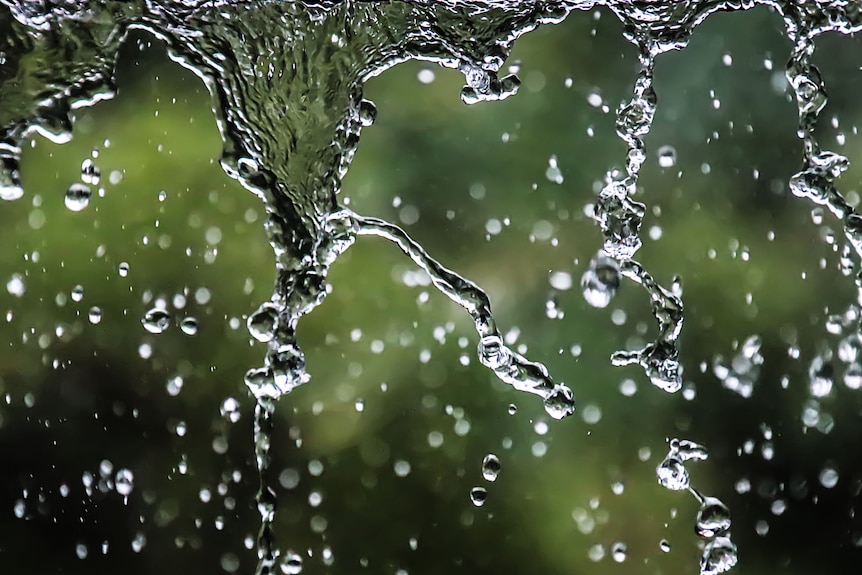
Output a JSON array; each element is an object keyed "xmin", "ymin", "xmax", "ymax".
[
  {"xmin": 657, "ymin": 457, "xmax": 689, "ymax": 491},
  {"xmin": 581, "ymin": 255, "xmax": 621, "ymax": 308},
  {"xmin": 695, "ymin": 496, "xmax": 732, "ymax": 538},
  {"xmin": 470, "ymin": 487, "xmax": 487, "ymax": 507},
  {"xmin": 142, "ymin": 308, "xmax": 171, "ymax": 334},
  {"xmin": 64, "ymin": 183, "xmax": 91, "ymax": 212},
  {"xmin": 248, "ymin": 302, "xmax": 279, "ymax": 343},
  {"xmin": 699, "ymin": 536, "xmax": 738, "ymax": 575},
  {"xmin": 481, "ymin": 454, "xmax": 501, "ymax": 482}
]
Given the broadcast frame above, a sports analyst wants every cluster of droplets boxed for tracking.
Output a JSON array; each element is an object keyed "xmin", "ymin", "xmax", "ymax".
[
  {"xmin": 713, "ymin": 335, "xmax": 763, "ymax": 399},
  {"xmin": 656, "ymin": 439, "xmax": 737, "ymax": 575},
  {"xmin": 584, "ymin": 37, "xmax": 685, "ymax": 395}
]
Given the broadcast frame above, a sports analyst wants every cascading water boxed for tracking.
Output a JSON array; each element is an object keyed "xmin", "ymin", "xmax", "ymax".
[{"xmin": 3, "ymin": 1, "xmax": 862, "ymax": 574}]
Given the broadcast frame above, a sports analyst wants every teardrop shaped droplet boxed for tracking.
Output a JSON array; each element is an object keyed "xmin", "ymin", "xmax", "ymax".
[
  {"xmin": 581, "ymin": 255, "xmax": 621, "ymax": 308},
  {"xmin": 470, "ymin": 486, "xmax": 487, "ymax": 507},
  {"xmin": 481, "ymin": 454, "xmax": 501, "ymax": 482}
]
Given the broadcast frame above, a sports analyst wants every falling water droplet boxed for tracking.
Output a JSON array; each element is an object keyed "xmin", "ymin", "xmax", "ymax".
[
  {"xmin": 657, "ymin": 145, "xmax": 677, "ymax": 168},
  {"xmin": 180, "ymin": 317, "xmax": 199, "ymax": 335},
  {"xmin": 248, "ymin": 302, "xmax": 279, "ymax": 342},
  {"xmin": 695, "ymin": 496, "xmax": 732, "ymax": 538},
  {"xmin": 660, "ymin": 539, "xmax": 671, "ymax": 552},
  {"xmin": 280, "ymin": 550, "xmax": 303, "ymax": 574},
  {"xmin": 581, "ymin": 254, "xmax": 621, "ymax": 308},
  {"xmin": 64, "ymin": 183, "xmax": 91, "ymax": 211},
  {"xmin": 657, "ymin": 457, "xmax": 690, "ymax": 491},
  {"xmin": 115, "ymin": 468, "xmax": 134, "ymax": 498},
  {"xmin": 699, "ymin": 536, "xmax": 738, "ymax": 575},
  {"xmin": 481, "ymin": 454, "xmax": 501, "ymax": 482},
  {"xmin": 470, "ymin": 487, "xmax": 487, "ymax": 507},
  {"xmin": 142, "ymin": 308, "xmax": 171, "ymax": 334},
  {"xmin": 88, "ymin": 306, "xmax": 102, "ymax": 325}
]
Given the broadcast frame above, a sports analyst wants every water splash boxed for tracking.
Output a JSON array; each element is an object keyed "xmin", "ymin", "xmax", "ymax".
[{"xmin": 5, "ymin": 1, "xmax": 862, "ymax": 574}]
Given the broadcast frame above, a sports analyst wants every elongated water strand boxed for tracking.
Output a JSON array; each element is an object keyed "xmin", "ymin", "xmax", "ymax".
[{"xmin": 355, "ymin": 213, "xmax": 575, "ymax": 419}]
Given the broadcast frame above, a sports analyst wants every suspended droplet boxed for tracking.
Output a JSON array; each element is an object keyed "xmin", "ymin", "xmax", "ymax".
[
  {"xmin": 656, "ymin": 457, "xmax": 689, "ymax": 491},
  {"xmin": 180, "ymin": 317, "xmax": 199, "ymax": 335},
  {"xmin": 65, "ymin": 183, "xmax": 91, "ymax": 212},
  {"xmin": 543, "ymin": 384, "xmax": 576, "ymax": 420},
  {"xmin": 657, "ymin": 145, "xmax": 677, "ymax": 168},
  {"xmin": 581, "ymin": 255, "xmax": 621, "ymax": 308},
  {"xmin": 81, "ymin": 158, "xmax": 101, "ymax": 185},
  {"xmin": 166, "ymin": 375, "xmax": 184, "ymax": 396},
  {"xmin": 507, "ymin": 404, "xmax": 518, "ymax": 415},
  {"xmin": 142, "ymin": 308, "xmax": 171, "ymax": 334},
  {"xmin": 220, "ymin": 397, "xmax": 241, "ymax": 423},
  {"xmin": 699, "ymin": 536, "xmax": 738, "ymax": 575},
  {"xmin": 115, "ymin": 468, "xmax": 134, "ymax": 497},
  {"xmin": 280, "ymin": 550, "xmax": 303, "ymax": 574},
  {"xmin": 695, "ymin": 496, "xmax": 732, "ymax": 538},
  {"xmin": 470, "ymin": 487, "xmax": 487, "ymax": 507},
  {"xmin": 660, "ymin": 539, "xmax": 671, "ymax": 552},
  {"xmin": 71, "ymin": 285, "xmax": 84, "ymax": 302},
  {"xmin": 248, "ymin": 302, "xmax": 279, "ymax": 343},
  {"xmin": 88, "ymin": 306, "xmax": 102, "ymax": 325},
  {"xmin": 481, "ymin": 454, "xmax": 501, "ymax": 482},
  {"xmin": 611, "ymin": 542, "xmax": 627, "ymax": 563}
]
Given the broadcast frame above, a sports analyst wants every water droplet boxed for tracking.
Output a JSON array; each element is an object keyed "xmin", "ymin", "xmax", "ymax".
[
  {"xmin": 166, "ymin": 375, "xmax": 184, "ymax": 396},
  {"xmin": 481, "ymin": 454, "xmax": 501, "ymax": 482},
  {"xmin": 81, "ymin": 158, "xmax": 100, "ymax": 185},
  {"xmin": 611, "ymin": 542, "xmax": 627, "ymax": 562},
  {"xmin": 142, "ymin": 308, "xmax": 171, "ymax": 334},
  {"xmin": 657, "ymin": 145, "xmax": 677, "ymax": 168},
  {"xmin": 180, "ymin": 317, "xmax": 199, "ymax": 335},
  {"xmin": 118, "ymin": 262, "xmax": 129, "ymax": 277},
  {"xmin": 699, "ymin": 536, "xmax": 738, "ymax": 575},
  {"xmin": 71, "ymin": 285, "xmax": 84, "ymax": 302},
  {"xmin": 115, "ymin": 468, "xmax": 134, "ymax": 497},
  {"xmin": 656, "ymin": 457, "xmax": 690, "ymax": 491},
  {"xmin": 470, "ymin": 487, "xmax": 487, "ymax": 507},
  {"xmin": 660, "ymin": 539, "xmax": 671, "ymax": 552},
  {"xmin": 358, "ymin": 99, "xmax": 376, "ymax": 127},
  {"xmin": 507, "ymin": 403, "xmax": 517, "ymax": 415},
  {"xmin": 581, "ymin": 255, "xmax": 621, "ymax": 308},
  {"xmin": 6, "ymin": 274, "xmax": 25, "ymax": 297},
  {"xmin": 280, "ymin": 550, "xmax": 303, "ymax": 574},
  {"xmin": 64, "ymin": 183, "xmax": 91, "ymax": 211},
  {"xmin": 248, "ymin": 302, "xmax": 279, "ymax": 343},
  {"xmin": 88, "ymin": 306, "xmax": 102, "ymax": 325},
  {"xmin": 695, "ymin": 496, "xmax": 732, "ymax": 538}
]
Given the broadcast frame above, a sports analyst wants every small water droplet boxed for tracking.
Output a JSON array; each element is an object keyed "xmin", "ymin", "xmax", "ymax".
[
  {"xmin": 470, "ymin": 487, "xmax": 487, "ymax": 507},
  {"xmin": 115, "ymin": 468, "xmax": 134, "ymax": 497},
  {"xmin": 611, "ymin": 542, "xmax": 627, "ymax": 562},
  {"xmin": 657, "ymin": 145, "xmax": 677, "ymax": 168},
  {"xmin": 88, "ymin": 306, "xmax": 102, "ymax": 325},
  {"xmin": 142, "ymin": 308, "xmax": 171, "ymax": 334},
  {"xmin": 581, "ymin": 255, "xmax": 621, "ymax": 308},
  {"xmin": 71, "ymin": 285, "xmax": 84, "ymax": 302},
  {"xmin": 65, "ymin": 183, "xmax": 91, "ymax": 211},
  {"xmin": 507, "ymin": 404, "xmax": 517, "ymax": 415},
  {"xmin": 180, "ymin": 317, "xmax": 199, "ymax": 335},
  {"xmin": 248, "ymin": 302, "xmax": 279, "ymax": 343},
  {"xmin": 660, "ymin": 539, "xmax": 671, "ymax": 552},
  {"xmin": 481, "ymin": 454, "xmax": 501, "ymax": 482},
  {"xmin": 118, "ymin": 262, "xmax": 129, "ymax": 277}
]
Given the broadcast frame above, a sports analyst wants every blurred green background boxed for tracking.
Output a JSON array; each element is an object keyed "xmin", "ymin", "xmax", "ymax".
[{"xmin": 3, "ymin": 5, "xmax": 862, "ymax": 575}]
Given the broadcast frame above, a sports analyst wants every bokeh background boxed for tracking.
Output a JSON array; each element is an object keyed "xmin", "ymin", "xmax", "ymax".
[{"xmin": 2, "ymin": 5, "xmax": 862, "ymax": 575}]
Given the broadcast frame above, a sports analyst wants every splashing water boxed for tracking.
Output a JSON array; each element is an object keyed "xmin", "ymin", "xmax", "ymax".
[{"xmin": 5, "ymin": 1, "xmax": 862, "ymax": 574}]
